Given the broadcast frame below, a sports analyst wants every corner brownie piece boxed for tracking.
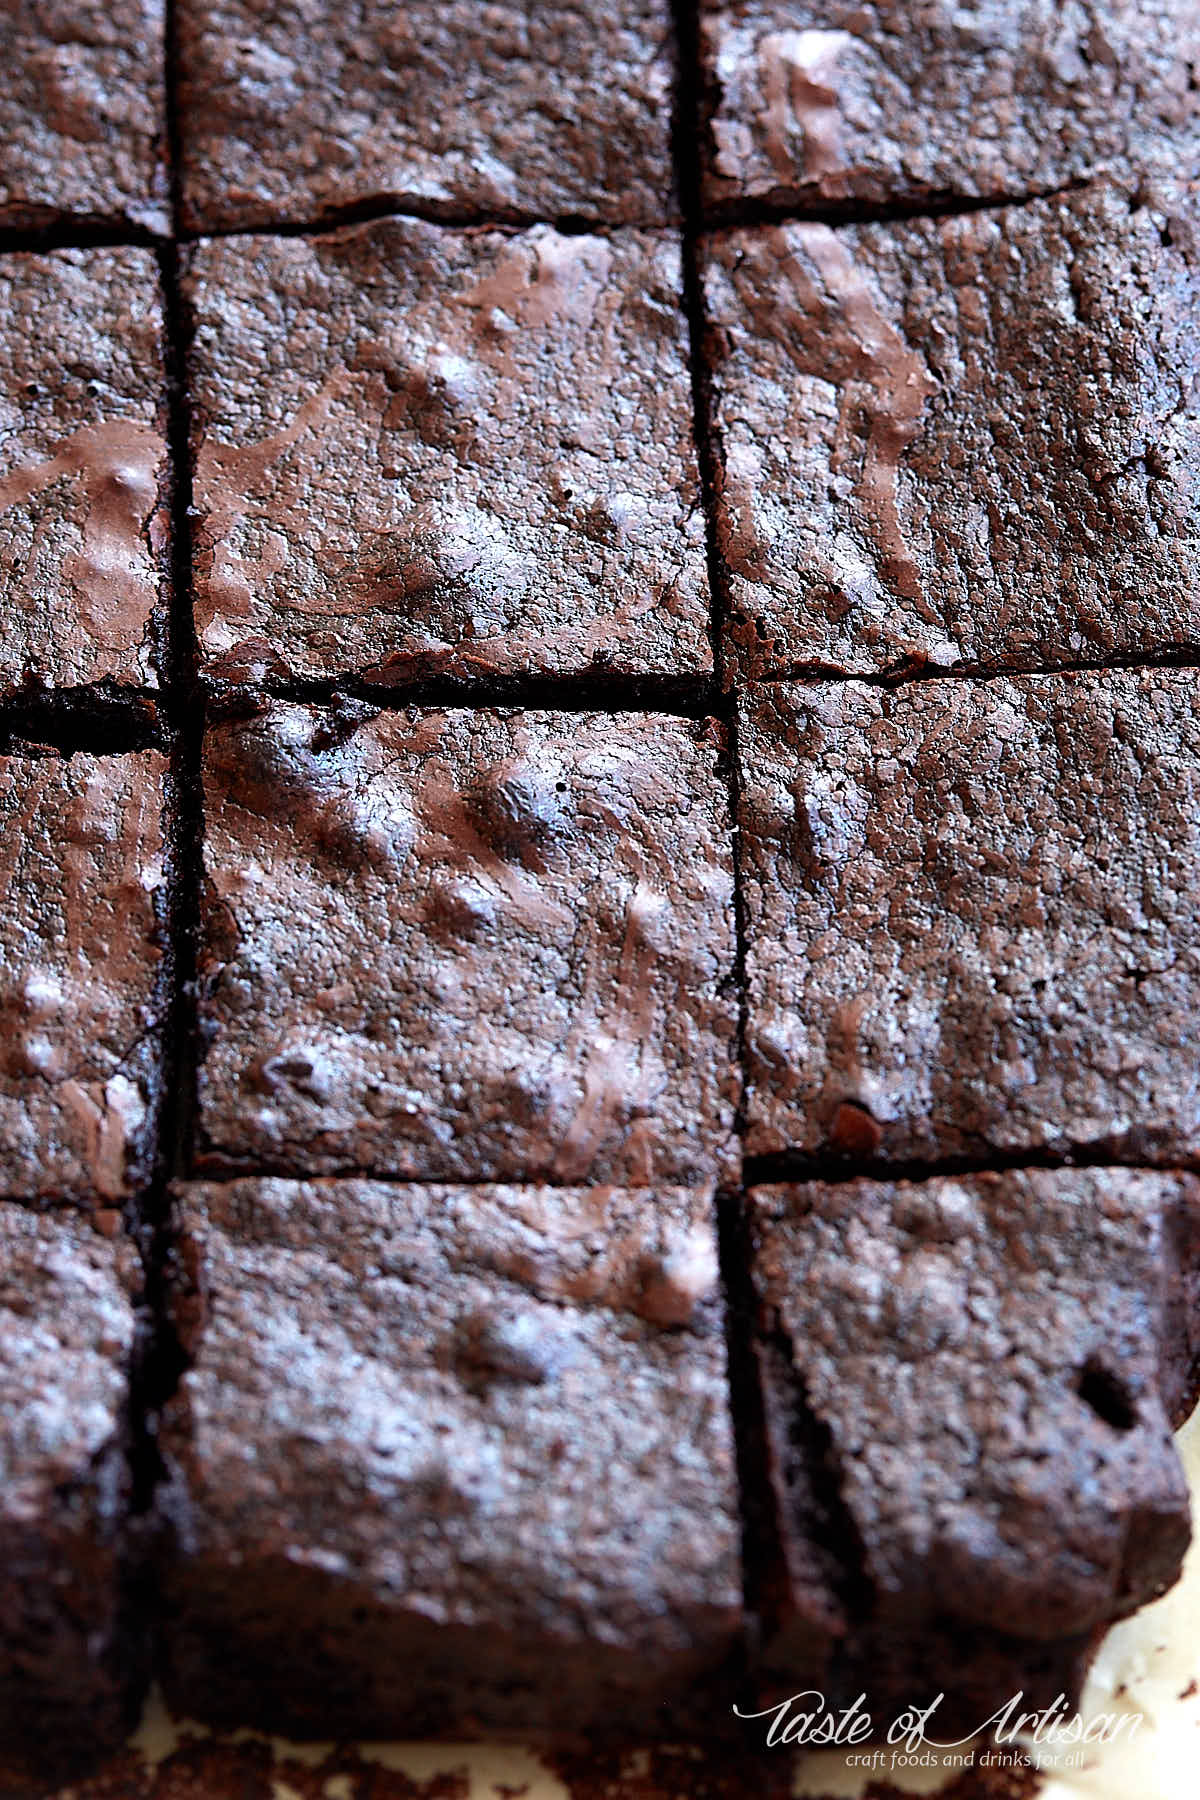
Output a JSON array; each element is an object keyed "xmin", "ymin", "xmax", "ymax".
[
  {"xmin": 699, "ymin": 0, "xmax": 1200, "ymax": 216},
  {"xmin": 159, "ymin": 1178, "xmax": 742, "ymax": 1739},
  {"xmin": 175, "ymin": 0, "xmax": 677, "ymax": 233},
  {"xmin": 746, "ymin": 1169, "xmax": 1195, "ymax": 1728},
  {"xmin": 0, "ymin": 750, "xmax": 168, "ymax": 1202},
  {"xmin": 0, "ymin": 1204, "xmax": 141, "ymax": 1770},
  {"xmin": 0, "ymin": 247, "xmax": 169, "ymax": 697},
  {"xmin": 184, "ymin": 221, "xmax": 710, "ymax": 688},
  {"xmin": 702, "ymin": 185, "xmax": 1200, "ymax": 680},
  {"xmin": 0, "ymin": 2, "xmax": 168, "ymax": 234},
  {"xmin": 196, "ymin": 700, "xmax": 737, "ymax": 1183},
  {"xmin": 737, "ymin": 670, "xmax": 1200, "ymax": 1163}
]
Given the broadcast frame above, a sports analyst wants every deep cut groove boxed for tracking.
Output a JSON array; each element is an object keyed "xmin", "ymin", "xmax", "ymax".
[
  {"xmin": 746, "ymin": 643, "xmax": 1200, "ymax": 693},
  {"xmin": 1078, "ymin": 1358, "xmax": 1138, "ymax": 1432},
  {"xmin": 205, "ymin": 667, "xmax": 723, "ymax": 721},
  {"xmin": 744, "ymin": 1138, "xmax": 1200, "ymax": 1191},
  {"xmin": 0, "ymin": 685, "xmax": 161, "ymax": 756},
  {"xmin": 0, "ymin": 217, "xmax": 167, "ymax": 257},
  {"xmin": 701, "ymin": 175, "xmax": 1095, "ymax": 234}
]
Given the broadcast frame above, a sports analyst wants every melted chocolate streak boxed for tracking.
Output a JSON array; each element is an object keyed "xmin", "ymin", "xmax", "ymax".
[{"xmin": 1, "ymin": 0, "xmax": 1190, "ymax": 1785}]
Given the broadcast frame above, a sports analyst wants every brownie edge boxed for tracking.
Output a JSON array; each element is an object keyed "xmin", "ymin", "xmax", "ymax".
[{"xmin": 159, "ymin": 1179, "xmax": 744, "ymax": 1742}]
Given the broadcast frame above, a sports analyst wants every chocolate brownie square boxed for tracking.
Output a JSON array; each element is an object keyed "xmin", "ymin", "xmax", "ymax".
[
  {"xmin": 0, "ymin": 750, "xmax": 168, "ymax": 1202},
  {"xmin": 175, "ymin": 0, "xmax": 677, "ymax": 233},
  {"xmin": 699, "ymin": 0, "xmax": 1200, "ymax": 216},
  {"xmin": 702, "ymin": 185, "xmax": 1200, "ymax": 680},
  {"xmin": 0, "ymin": 1203, "xmax": 141, "ymax": 1770},
  {"xmin": 737, "ymin": 670, "xmax": 1200, "ymax": 1163},
  {"xmin": 745, "ymin": 1168, "xmax": 1194, "ymax": 1727},
  {"xmin": 196, "ymin": 700, "xmax": 737, "ymax": 1184},
  {"xmin": 159, "ymin": 1178, "xmax": 742, "ymax": 1739},
  {"xmin": 184, "ymin": 220, "xmax": 710, "ymax": 688},
  {"xmin": 0, "ymin": 247, "xmax": 169, "ymax": 698},
  {"xmin": 0, "ymin": 2, "xmax": 168, "ymax": 234}
]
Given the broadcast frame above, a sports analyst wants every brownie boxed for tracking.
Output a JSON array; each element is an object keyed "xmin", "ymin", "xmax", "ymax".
[
  {"xmin": 0, "ymin": 2, "xmax": 168, "ymax": 235},
  {"xmin": 196, "ymin": 700, "xmax": 737, "ymax": 1184},
  {"xmin": 698, "ymin": 0, "xmax": 1200, "ymax": 216},
  {"xmin": 184, "ymin": 220, "xmax": 710, "ymax": 688},
  {"xmin": 0, "ymin": 247, "xmax": 169, "ymax": 698},
  {"xmin": 701, "ymin": 185, "xmax": 1200, "ymax": 681},
  {"xmin": 0, "ymin": 1203, "xmax": 141, "ymax": 1772},
  {"xmin": 159, "ymin": 1177, "xmax": 742, "ymax": 1739},
  {"xmin": 175, "ymin": 0, "xmax": 677, "ymax": 233},
  {"xmin": 737, "ymin": 670, "xmax": 1200, "ymax": 1164},
  {"xmin": 0, "ymin": 750, "xmax": 169, "ymax": 1202},
  {"xmin": 745, "ymin": 1168, "xmax": 1195, "ymax": 1729}
]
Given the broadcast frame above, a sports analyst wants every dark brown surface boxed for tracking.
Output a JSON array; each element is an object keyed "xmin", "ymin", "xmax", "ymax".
[
  {"xmin": 746, "ymin": 1168, "xmax": 1194, "ymax": 1726},
  {"xmin": 0, "ymin": 1, "xmax": 168, "ymax": 234},
  {"xmin": 0, "ymin": 1203, "xmax": 141, "ymax": 1777},
  {"xmin": 184, "ymin": 220, "xmax": 710, "ymax": 688},
  {"xmin": 175, "ymin": 0, "xmax": 678, "ymax": 232},
  {"xmin": 702, "ymin": 184, "xmax": 1200, "ymax": 681},
  {"xmin": 159, "ymin": 1177, "xmax": 741, "ymax": 1739},
  {"xmin": 0, "ymin": 750, "xmax": 168, "ymax": 1203},
  {"xmin": 737, "ymin": 670, "xmax": 1200, "ymax": 1164},
  {"xmin": 698, "ymin": 0, "xmax": 1200, "ymax": 216},
  {"xmin": 0, "ymin": 246, "xmax": 169, "ymax": 698},
  {"xmin": 196, "ymin": 700, "xmax": 739, "ymax": 1184}
]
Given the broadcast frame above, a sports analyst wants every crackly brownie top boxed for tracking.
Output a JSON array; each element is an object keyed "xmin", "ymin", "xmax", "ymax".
[
  {"xmin": 0, "ymin": 751, "xmax": 168, "ymax": 1202},
  {"xmin": 750, "ymin": 1168, "xmax": 1192, "ymax": 1641},
  {"xmin": 0, "ymin": 1, "xmax": 167, "ymax": 234},
  {"xmin": 197, "ymin": 701, "xmax": 738, "ymax": 1184},
  {"xmin": 737, "ymin": 669, "xmax": 1200, "ymax": 1163},
  {"xmin": 0, "ymin": 1202, "xmax": 137, "ymax": 1506},
  {"xmin": 166, "ymin": 1178, "xmax": 741, "ymax": 1644},
  {"xmin": 0, "ymin": 247, "xmax": 169, "ymax": 697},
  {"xmin": 176, "ymin": 0, "xmax": 677, "ymax": 232},
  {"xmin": 699, "ymin": 0, "xmax": 1200, "ymax": 214},
  {"xmin": 703, "ymin": 184, "xmax": 1200, "ymax": 679},
  {"xmin": 185, "ymin": 220, "xmax": 710, "ymax": 687}
]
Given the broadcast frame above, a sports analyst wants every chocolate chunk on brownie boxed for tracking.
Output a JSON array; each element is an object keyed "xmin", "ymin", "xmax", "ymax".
[
  {"xmin": 159, "ymin": 1178, "xmax": 741, "ymax": 1739},
  {"xmin": 184, "ymin": 221, "xmax": 710, "ymax": 688},
  {"xmin": 0, "ymin": 2, "xmax": 167, "ymax": 234},
  {"xmin": 737, "ymin": 670, "xmax": 1200, "ymax": 1163},
  {"xmin": 0, "ymin": 1203, "xmax": 141, "ymax": 1772},
  {"xmin": 702, "ymin": 186, "xmax": 1200, "ymax": 680},
  {"xmin": 0, "ymin": 751, "xmax": 168, "ymax": 1202},
  {"xmin": 196, "ymin": 701, "xmax": 737, "ymax": 1183},
  {"xmin": 745, "ymin": 1169, "xmax": 1194, "ymax": 1727},
  {"xmin": 175, "ymin": 0, "xmax": 677, "ymax": 233},
  {"xmin": 699, "ymin": 1, "xmax": 1200, "ymax": 216},
  {"xmin": 0, "ymin": 248, "xmax": 169, "ymax": 697}
]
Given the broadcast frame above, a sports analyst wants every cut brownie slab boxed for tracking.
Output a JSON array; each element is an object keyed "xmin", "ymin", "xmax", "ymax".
[
  {"xmin": 160, "ymin": 1178, "xmax": 742, "ymax": 1739},
  {"xmin": 0, "ymin": 750, "xmax": 168, "ymax": 1202},
  {"xmin": 184, "ymin": 220, "xmax": 710, "ymax": 688},
  {"xmin": 737, "ymin": 670, "xmax": 1200, "ymax": 1163},
  {"xmin": 0, "ymin": 2, "xmax": 168, "ymax": 234},
  {"xmin": 702, "ymin": 185, "xmax": 1200, "ymax": 680},
  {"xmin": 699, "ymin": 0, "xmax": 1200, "ymax": 216},
  {"xmin": 745, "ymin": 1169, "xmax": 1195, "ymax": 1728},
  {"xmin": 175, "ymin": 0, "xmax": 677, "ymax": 232},
  {"xmin": 0, "ymin": 1203, "xmax": 141, "ymax": 1770},
  {"xmin": 0, "ymin": 247, "xmax": 169, "ymax": 697},
  {"xmin": 196, "ymin": 700, "xmax": 738, "ymax": 1184}
]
